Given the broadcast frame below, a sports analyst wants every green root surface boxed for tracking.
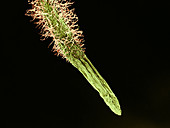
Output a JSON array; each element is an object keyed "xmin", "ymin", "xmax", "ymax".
[{"xmin": 69, "ymin": 54, "xmax": 122, "ymax": 115}]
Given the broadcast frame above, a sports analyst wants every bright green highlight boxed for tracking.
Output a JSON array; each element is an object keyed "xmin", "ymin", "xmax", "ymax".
[{"xmin": 70, "ymin": 54, "xmax": 121, "ymax": 115}]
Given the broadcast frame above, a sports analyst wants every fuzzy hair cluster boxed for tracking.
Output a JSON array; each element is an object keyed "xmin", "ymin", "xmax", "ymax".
[{"xmin": 26, "ymin": 0, "xmax": 85, "ymax": 61}]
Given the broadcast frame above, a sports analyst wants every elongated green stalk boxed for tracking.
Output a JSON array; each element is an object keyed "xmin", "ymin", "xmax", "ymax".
[
  {"xmin": 70, "ymin": 54, "xmax": 121, "ymax": 115},
  {"xmin": 25, "ymin": 0, "xmax": 121, "ymax": 115}
]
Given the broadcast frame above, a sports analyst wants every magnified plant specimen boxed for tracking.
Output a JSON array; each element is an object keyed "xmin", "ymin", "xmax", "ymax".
[{"xmin": 25, "ymin": 0, "xmax": 122, "ymax": 115}]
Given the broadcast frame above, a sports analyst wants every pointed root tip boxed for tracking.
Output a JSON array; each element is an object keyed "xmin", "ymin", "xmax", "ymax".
[
  {"xmin": 111, "ymin": 107, "xmax": 122, "ymax": 116},
  {"xmin": 115, "ymin": 110, "xmax": 122, "ymax": 116}
]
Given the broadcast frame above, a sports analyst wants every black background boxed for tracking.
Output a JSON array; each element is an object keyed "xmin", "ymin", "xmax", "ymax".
[{"xmin": 3, "ymin": 0, "xmax": 170, "ymax": 128}]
